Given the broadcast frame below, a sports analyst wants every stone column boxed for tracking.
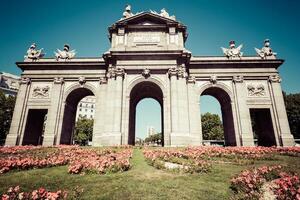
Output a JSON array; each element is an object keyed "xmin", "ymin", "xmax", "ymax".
[
  {"xmin": 100, "ymin": 66, "xmax": 124, "ymax": 145},
  {"xmin": 169, "ymin": 65, "xmax": 191, "ymax": 146},
  {"xmin": 113, "ymin": 68, "xmax": 125, "ymax": 136},
  {"xmin": 92, "ymin": 77, "xmax": 107, "ymax": 146},
  {"xmin": 169, "ymin": 67, "xmax": 179, "ymax": 133},
  {"xmin": 269, "ymin": 75, "xmax": 294, "ymax": 146},
  {"xmin": 187, "ymin": 76, "xmax": 202, "ymax": 145},
  {"xmin": 43, "ymin": 78, "xmax": 64, "ymax": 146},
  {"xmin": 5, "ymin": 78, "xmax": 31, "ymax": 146},
  {"xmin": 233, "ymin": 75, "xmax": 254, "ymax": 146}
]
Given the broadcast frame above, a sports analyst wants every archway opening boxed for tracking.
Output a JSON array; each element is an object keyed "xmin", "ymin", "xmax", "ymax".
[
  {"xmin": 200, "ymin": 87, "xmax": 236, "ymax": 146},
  {"xmin": 250, "ymin": 108, "xmax": 276, "ymax": 146},
  {"xmin": 60, "ymin": 87, "xmax": 95, "ymax": 145},
  {"xmin": 128, "ymin": 81, "xmax": 164, "ymax": 146},
  {"xmin": 22, "ymin": 109, "xmax": 47, "ymax": 145}
]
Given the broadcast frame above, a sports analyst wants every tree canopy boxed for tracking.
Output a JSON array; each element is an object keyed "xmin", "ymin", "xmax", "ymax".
[
  {"xmin": 144, "ymin": 133, "xmax": 162, "ymax": 145},
  {"xmin": 0, "ymin": 91, "xmax": 16, "ymax": 145},
  {"xmin": 284, "ymin": 92, "xmax": 300, "ymax": 139},
  {"xmin": 73, "ymin": 117, "xmax": 93, "ymax": 146},
  {"xmin": 201, "ymin": 112, "xmax": 224, "ymax": 140}
]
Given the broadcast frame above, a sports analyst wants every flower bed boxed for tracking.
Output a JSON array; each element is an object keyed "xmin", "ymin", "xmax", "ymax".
[
  {"xmin": 0, "ymin": 146, "xmax": 132, "ymax": 175},
  {"xmin": 1, "ymin": 186, "xmax": 67, "ymax": 200},
  {"xmin": 230, "ymin": 165, "xmax": 300, "ymax": 200},
  {"xmin": 143, "ymin": 148, "xmax": 211, "ymax": 173}
]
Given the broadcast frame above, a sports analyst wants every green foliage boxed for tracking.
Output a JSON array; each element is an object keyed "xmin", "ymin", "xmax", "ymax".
[
  {"xmin": 144, "ymin": 133, "xmax": 162, "ymax": 144},
  {"xmin": 201, "ymin": 112, "xmax": 224, "ymax": 140},
  {"xmin": 0, "ymin": 91, "xmax": 16, "ymax": 145},
  {"xmin": 283, "ymin": 92, "xmax": 300, "ymax": 138},
  {"xmin": 73, "ymin": 117, "xmax": 93, "ymax": 146}
]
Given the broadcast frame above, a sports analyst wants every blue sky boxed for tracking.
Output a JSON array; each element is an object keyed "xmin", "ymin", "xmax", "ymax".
[{"xmin": 0, "ymin": 0, "xmax": 299, "ymax": 139}]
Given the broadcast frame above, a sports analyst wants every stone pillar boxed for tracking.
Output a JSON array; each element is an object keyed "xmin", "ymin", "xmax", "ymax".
[
  {"xmin": 43, "ymin": 78, "xmax": 64, "ymax": 146},
  {"xmin": 187, "ymin": 76, "xmax": 202, "ymax": 145},
  {"xmin": 169, "ymin": 65, "xmax": 191, "ymax": 146},
  {"xmin": 269, "ymin": 75, "xmax": 295, "ymax": 146},
  {"xmin": 92, "ymin": 77, "xmax": 107, "ymax": 146},
  {"xmin": 99, "ymin": 66, "xmax": 124, "ymax": 145},
  {"xmin": 5, "ymin": 78, "xmax": 31, "ymax": 146},
  {"xmin": 233, "ymin": 76, "xmax": 254, "ymax": 146}
]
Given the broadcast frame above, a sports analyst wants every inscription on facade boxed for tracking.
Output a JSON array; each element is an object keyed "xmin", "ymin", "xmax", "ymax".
[{"xmin": 133, "ymin": 34, "xmax": 160, "ymax": 44}]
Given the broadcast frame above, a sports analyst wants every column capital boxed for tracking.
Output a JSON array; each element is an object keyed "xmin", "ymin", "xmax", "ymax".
[
  {"xmin": 168, "ymin": 66, "xmax": 178, "ymax": 77},
  {"xmin": 53, "ymin": 77, "xmax": 64, "ymax": 84},
  {"xmin": 187, "ymin": 76, "xmax": 196, "ymax": 84},
  {"xmin": 233, "ymin": 75, "xmax": 244, "ymax": 83},
  {"xmin": 20, "ymin": 77, "xmax": 31, "ymax": 85},
  {"xmin": 99, "ymin": 77, "xmax": 107, "ymax": 85},
  {"xmin": 115, "ymin": 68, "xmax": 125, "ymax": 78},
  {"xmin": 269, "ymin": 74, "xmax": 281, "ymax": 83}
]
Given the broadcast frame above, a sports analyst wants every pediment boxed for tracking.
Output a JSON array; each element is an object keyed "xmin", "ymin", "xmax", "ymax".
[{"xmin": 116, "ymin": 12, "xmax": 179, "ymax": 26}]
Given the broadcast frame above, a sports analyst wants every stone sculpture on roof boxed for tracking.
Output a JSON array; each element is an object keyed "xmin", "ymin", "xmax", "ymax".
[
  {"xmin": 255, "ymin": 39, "xmax": 277, "ymax": 59},
  {"xmin": 221, "ymin": 40, "xmax": 243, "ymax": 58},
  {"xmin": 24, "ymin": 43, "xmax": 45, "ymax": 61}
]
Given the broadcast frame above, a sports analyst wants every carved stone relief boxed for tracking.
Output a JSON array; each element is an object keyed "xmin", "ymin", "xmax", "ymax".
[
  {"xmin": 247, "ymin": 83, "xmax": 266, "ymax": 97},
  {"xmin": 32, "ymin": 85, "xmax": 50, "ymax": 98}
]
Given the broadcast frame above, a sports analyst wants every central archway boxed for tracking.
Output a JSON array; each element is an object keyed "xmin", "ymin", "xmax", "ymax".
[{"xmin": 128, "ymin": 81, "xmax": 164, "ymax": 146}]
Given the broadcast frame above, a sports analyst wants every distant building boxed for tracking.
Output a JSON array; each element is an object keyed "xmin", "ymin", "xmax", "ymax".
[
  {"xmin": 147, "ymin": 126, "xmax": 157, "ymax": 137},
  {"xmin": 0, "ymin": 72, "xmax": 20, "ymax": 96},
  {"xmin": 76, "ymin": 96, "xmax": 96, "ymax": 121}
]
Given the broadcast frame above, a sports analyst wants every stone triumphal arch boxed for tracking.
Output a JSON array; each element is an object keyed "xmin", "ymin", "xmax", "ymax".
[{"xmin": 5, "ymin": 6, "xmax": 295, "ymax": 147}]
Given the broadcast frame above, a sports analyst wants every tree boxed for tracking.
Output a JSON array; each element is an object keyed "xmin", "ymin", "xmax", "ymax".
[
  {"xmin": 201, "ymin": 112, "xmax": 224, "ymax": 140},
  {"xmin": 283, "ymin": 92, "xmax": 300, "ymax": 139},
  {"xmin": 0, "ymin": 91, "xmax": 16, "ymax": 145},
  {"xmin": 73, "ymin": 117, "xmax": 93, "ymax": 146},
  {"xmin": 145, "ymin": 133, "xmax": 162, "ymax": 145}
]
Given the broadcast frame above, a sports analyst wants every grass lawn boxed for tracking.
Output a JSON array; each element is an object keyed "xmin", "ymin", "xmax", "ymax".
[{"xmin": 1, "ymin": 148, "xmax": 300, "ymax": 199}]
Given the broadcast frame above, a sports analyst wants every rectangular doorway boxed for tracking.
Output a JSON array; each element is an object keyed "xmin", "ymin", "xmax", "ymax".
[
  {"xmin": 22, "ymin": 109, "xmax": 48, "ymax": 145},
  {"xmin": 250, "ymin": 108, "xmax": 277, "ymax": 146}
]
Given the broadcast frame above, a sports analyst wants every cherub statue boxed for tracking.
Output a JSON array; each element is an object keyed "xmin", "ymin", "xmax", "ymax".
[
  {"xmin": 24, "ymin": 43, "xmax": 45, "ymax": 61},
  {"xmin": 123, "ymin": 4, "xmax": 133, "ymax": 18},
  {"xmin": 160, "ymin": 8, "xmax": 169, "ymax": 18},
  {"xmin": 221, "ymin": 41, "xmax": 243, "ymax": 58},
  {"xmin": 54, "ymin": 44, "xmax": 76, "ymax": 60},
  {"xmin": 255, "ymin": 39, "xmax": 277, "ymax": 59}
]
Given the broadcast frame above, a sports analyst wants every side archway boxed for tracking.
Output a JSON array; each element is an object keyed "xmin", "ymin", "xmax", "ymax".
[
  {"xmin": 60, "ymin": 85, "xmax": 96, "ymax": 144},
  {"xmin": 199, "ymin": 83, "xmax": 237, "ymax": 146}
]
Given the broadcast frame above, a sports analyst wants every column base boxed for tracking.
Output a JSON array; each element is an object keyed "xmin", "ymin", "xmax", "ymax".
[
  {"xmin": 281, "ymin": 134, "xmax": 295, "ymax": 146},
  {"xmin": 241, "ymin": 134, "xmax": 255, "ymax": 146},
  {"xmin": 170, "ymin": 133, "xmax": 195, "ymax": 147},
  {"xmin": 4, "ymin": 134, "xmax": 18, "ymax": 146},
  {"xmin": 42, "ymin": 135, "xmax": 55, "ymax": 146},
  {"xmin": 92, "ymin": 133, "xmax": 122, "ymax": 146}
]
